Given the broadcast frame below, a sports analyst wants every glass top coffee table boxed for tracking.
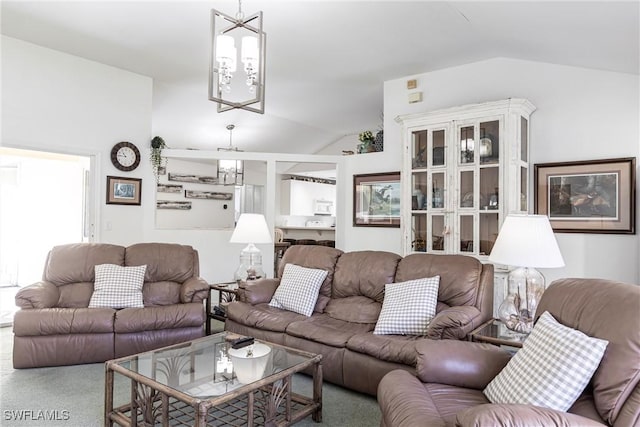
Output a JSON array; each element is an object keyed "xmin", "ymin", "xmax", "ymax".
[{"xmin": 105, "ymin": 332, "xmax": 322, "ymax": 426}]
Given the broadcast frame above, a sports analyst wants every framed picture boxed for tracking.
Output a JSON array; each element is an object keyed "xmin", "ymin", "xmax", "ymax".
[
  {"xmin": 353, "ymin": 172, "xmax": 401, "ymax": 227},
  {"xmin": 106, "ymin": 176, "xmax": 142, "ymax": 206},
  {"xmin": 534, "ymin": 157, "xmax": 635, "ymax": 234}
]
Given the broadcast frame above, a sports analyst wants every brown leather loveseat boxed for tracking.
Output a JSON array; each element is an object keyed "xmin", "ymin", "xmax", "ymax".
[
  {"xmin": 377, "ymin": 278, "xmax": 640, "ymax": 426},
  {"xmin": 13, "ymin": 242, "xmax": 209, "ymax": 368},
  {"xmin": 225, "ymin": 245, "xmax": 494, "ymax": 396}
]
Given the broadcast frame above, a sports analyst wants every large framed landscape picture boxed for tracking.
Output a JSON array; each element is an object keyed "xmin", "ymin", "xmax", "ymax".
[
  {"xmin": 534, "ymin": 157, "xmax": 635, "ymax": 234},
  {"xmin": 353, "ymin": 172, "xmax": 401, "ymax": 227}
]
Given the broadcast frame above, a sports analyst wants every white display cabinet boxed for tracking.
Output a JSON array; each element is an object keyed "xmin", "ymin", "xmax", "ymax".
[{"xmin": 396, "ymin": 98, "xmax": 535, "ymax": 261}]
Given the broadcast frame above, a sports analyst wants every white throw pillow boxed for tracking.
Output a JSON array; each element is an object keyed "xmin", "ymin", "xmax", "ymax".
[
  {"xmin": 89, "ymin": 264, "xmax": 146, "ymax": 308},
  {"xmin": 484, "ymin": 311, "xmax": 608, "ymax": 412},
  {"xmin": 268, "ymin": 264, "xmax": 328, "ymax": 317},
  {"xmin": 373, "ymin": 276, "xmax": 440, "ymax": 335}
]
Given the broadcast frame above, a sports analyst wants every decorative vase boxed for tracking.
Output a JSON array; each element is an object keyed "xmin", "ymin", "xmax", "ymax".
[{"xmin": 358, "ymin": 140, "xmax": 376, "ymax": 153}]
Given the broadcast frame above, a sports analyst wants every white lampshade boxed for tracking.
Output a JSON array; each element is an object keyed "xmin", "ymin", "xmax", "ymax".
[
  {"xmin": 230, "ymin": 214, "xmax": 272, "ymax": 244},
  {"xmin": 489, "ymin": 214, "xmax": 564, "ymax": 268}
]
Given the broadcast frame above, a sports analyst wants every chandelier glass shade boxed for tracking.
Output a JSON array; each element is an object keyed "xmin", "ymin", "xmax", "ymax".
[
  {"xmin": 217, "ymin": 124, "xmax": 244, "ymax": 186},
  {"xmin": 209, "ymin": 1, "xmax": 266, "ymax": 114}
]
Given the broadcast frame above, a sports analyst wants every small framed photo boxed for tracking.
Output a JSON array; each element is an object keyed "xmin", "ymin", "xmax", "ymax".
[
  {"xmin": 534, "ymin": 157, "xmax": 635, "ymax": 234},
  {"xmin": 353, "ymin": 172, "xmax": 401, "ymax": 227},
  {"xmin": 106, "ymin": 176, "xmax": 142, "ymax": 206}
]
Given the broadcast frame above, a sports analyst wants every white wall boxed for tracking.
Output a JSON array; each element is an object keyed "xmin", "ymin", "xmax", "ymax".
[
  {"xmin": 381, "ymin": 57, "xmax": 639, "ymax": 283},
  {"xmin": 1, "ymin": 36, "xmax": 152, "ymax": 246}
]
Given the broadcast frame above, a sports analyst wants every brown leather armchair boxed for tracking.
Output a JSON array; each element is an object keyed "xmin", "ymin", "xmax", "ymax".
[
  {"xmin": 13, "ymin": 242, "xmax": 209, "ymax": 368},
  {"xmin": 377, "ymin": 278, "xmax": 640, "ymax": 426}
]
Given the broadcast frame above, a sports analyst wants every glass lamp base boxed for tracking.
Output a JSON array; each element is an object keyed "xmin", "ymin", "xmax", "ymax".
[
  {"xmin": 234, "ymin": 243, "xmax": 265, "ymax": 281},
  {"xmin": 498, "ymin": 267, "xmax": 545, "ymax": 334}
]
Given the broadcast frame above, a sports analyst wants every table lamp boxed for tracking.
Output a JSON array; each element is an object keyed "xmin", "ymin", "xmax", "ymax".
[
  {"xmin": 489, "ymin": 214, "xmax": 564, "ymax": 334},
  {"xmin": 230, "ymin": 213, "xmax": 272, "ymax": 281}
]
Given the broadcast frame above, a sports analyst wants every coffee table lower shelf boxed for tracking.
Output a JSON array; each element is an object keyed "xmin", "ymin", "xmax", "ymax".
[
  {"xmin": 107, "ymin": 381, "xmax": 319, "ymax": 427},
  {"xmin": 105, "ymin": 333, "xmax": 323, "ymax": 427}
]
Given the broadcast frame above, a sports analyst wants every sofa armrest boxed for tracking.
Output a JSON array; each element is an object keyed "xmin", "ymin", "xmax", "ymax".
[
  {"xmin": 416, "ymin": 340, "xmax": 511, "ymax": 389},
  {"xmin": 378, "ymin": 370, "xmax": 441, "ymax": 427},
  {"xmin": 241, "ymin": 278, "xmax": 279, "ymax": 305},
  {"xmin": 456, "ymin": 404, "xmax": 606, "ymax": 427},
  {"xmin": 180, "ymin": 277, "xmax": 209, "ymax": 303},
  {"xmin": 15, "ymin": 282, "xmax": 60, "ymax": 309},
  {"xmin": 425, "ymin": 306, "xmax": 483, "ymax": 340}
]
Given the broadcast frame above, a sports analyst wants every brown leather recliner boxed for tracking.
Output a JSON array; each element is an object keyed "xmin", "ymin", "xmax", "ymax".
[
  {"xmin": 13, "ymin": 242, "xmax": 209, "ymax": 368},
  {"xmin": 377, "ymin": 278, "xmax": 640, "ymax": 426}
]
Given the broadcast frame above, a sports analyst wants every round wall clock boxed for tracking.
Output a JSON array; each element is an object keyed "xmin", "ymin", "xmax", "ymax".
[{"xmin": 110, "ymin": 141, "xmax": 141, "ymax": 172}]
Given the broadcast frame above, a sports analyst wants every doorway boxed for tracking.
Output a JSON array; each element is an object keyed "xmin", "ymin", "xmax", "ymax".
[{"xmin": 0, "ymin": 147, "xmax": 93, "ymax": 325}]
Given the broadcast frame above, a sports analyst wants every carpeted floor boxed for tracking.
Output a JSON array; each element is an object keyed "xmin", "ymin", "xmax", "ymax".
[{"xmin": 0, "ymin": 326, "xmax": 381, "ymax": 426}]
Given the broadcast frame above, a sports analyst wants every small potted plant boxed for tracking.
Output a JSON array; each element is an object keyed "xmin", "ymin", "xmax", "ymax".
[
  {"xmin": 150, "ymin": 136, "xmax": 167, "ymax": 182},
  {"xmin": 358, "ymin": 131, "xmax": 375, "ymax": 153}
]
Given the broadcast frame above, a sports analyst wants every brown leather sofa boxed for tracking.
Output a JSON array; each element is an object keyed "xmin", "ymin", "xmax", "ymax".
[
  {"xmin": 13, "ymin": 242, "xmax": 209, "ymax": 368},
  {"xmin": 377, "ymin": 278, "xmax": 640, "ymax": 427},
  {"xmin": 225, "ymin": 245, "xmax": 493, "ymax": 396}
]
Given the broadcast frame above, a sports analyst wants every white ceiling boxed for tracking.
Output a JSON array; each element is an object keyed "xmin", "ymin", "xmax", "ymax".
[{"xmin": 2, "ymin": 1, "xmax": 638, "ymax": 154}]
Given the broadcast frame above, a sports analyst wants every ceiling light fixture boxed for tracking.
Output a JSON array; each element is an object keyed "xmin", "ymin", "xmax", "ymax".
[
  {"xmin": 217, "ymin": 124, "xmax": 244, "ymax": 186},
  {"xmin": 209, "ymin": 0, "xmax": 266, "ymax": 114}
]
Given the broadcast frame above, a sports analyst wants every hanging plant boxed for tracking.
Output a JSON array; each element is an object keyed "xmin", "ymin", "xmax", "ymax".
[{"xmin": 150, "ymin": 136, "xmax": 167, "ymax": 182}]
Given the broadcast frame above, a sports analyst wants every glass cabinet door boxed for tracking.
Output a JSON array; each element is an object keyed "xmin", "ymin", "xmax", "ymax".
[
  {"xmin": 430, "ymin": 215, "xmax": 445, "ymax": 252},
  {"xmin": 459, "ymin": 126, "xmax": 475, "ymax": 165},
  {"xmin": 412, "ymin": 172, "xmax": 428, "ymax": 211},
  {"xmin": 479, "ymin": 120, "xmax": 499, "ymax": 165},
  {"xmin": 459, "ymin": 170, "xmax": 474, "ymax": 209},
  {"xmin": 411, "ymin": 213, "xmax": 427, "ymax": 252},
  {"xmin": 432, "ymin": 130, "xmax": 446, "ymax": 167}
]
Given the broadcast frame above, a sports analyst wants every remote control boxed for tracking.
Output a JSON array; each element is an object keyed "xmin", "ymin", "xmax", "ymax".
[{"xmin": 231, "ymin": 337, "xmax": 255, "ymax": 349}]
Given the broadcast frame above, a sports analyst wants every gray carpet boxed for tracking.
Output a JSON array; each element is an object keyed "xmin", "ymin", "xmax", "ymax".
[{"xmin": 0, "ymin": 326, "xmax": 381, "ymax": 426}]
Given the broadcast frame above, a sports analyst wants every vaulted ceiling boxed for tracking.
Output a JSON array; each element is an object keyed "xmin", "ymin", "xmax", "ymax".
[{"xmin": 2, "ymin": 1, "xmax": 638, "ymax": 154}]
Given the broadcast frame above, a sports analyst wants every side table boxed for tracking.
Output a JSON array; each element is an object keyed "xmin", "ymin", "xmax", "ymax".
[
  {"xmin": 206, "ymin": 281, "xmax": 239, "ymax": 335},
  {"xmin": 468, "ymin": 318, "xmax": 527, "ymax": 349}
]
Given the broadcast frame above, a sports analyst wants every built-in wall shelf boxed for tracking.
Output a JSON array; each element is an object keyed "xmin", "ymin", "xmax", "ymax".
[{"xmin": 280, "ymin": 226, "xmax": 335, "ymax": 236}]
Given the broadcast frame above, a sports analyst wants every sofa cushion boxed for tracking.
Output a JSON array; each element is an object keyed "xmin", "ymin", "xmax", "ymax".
[
  {"xmin": 44, "ymin": 243, "xmax": 125, "ymax": 285},
  {"xmin": 114, "ymin": 303, "xmax": 204, "ymax": 333},
  {"xmin": 125, "ymin": 243, "xmax": 197, "ymax": 283},
  {"xmin": 484, "ymin": 311, "xmax": 608, "ymax": 412},
  {"xmin": 13, "ymin": 308, "xmax": 115, "ymax": 335},
  {"xmin": 143, "ymin": 281, "xmax": 182, "ymax": 306},
  {"xmin": 395, "ymin": 254, "xmax": 482, "ymax": 307},
  {"xmin": 227, "ymin": 302, "xmax": 306, "ymax": 333},
  {"xmin": 347, "ymin": 333, "xmax": 426, "ymax": 366},
  {"xmin": 89, "ymin": 264, "xmax": 146, "ymax": 308},
  {"xmin": 277, "ymin": 245, "xmax": 343, "ymax": 312},
  {"xmin": 332, "ymin": 251, "xmax": 401, "ymax": 302},
  {"xmin": 286, "ymin": 314, "xmax": 374, "ymax": 348},
  {"xmin": 374, "ymin": 276, "xmax": 440, "ymax": 335},
  {"xmin": 269, "ymin": 264, "xmax": 328, "ymax": 316},
  {"xmin": 325, "ymin": 296, "xmax": 381, "ymax": 324}
]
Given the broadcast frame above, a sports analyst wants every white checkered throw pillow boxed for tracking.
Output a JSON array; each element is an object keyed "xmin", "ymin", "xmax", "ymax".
[
  {"xmin": 373, "ymin": 276, "xmax": 440, "ymax": 335},
  {"xmin": 89, "ymin": 264, "xmax": 146, "ymax": 309},
  {"xmin": 484, "ymin": 311, "xmax": 608, "ymax": 412},
  {"xmin": 268, "ymin": 264, "xmax": 328, "ymax": 317}
]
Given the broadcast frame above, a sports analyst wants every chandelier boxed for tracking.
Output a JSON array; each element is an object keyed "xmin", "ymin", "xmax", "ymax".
[
  {"xmin": 209, "ymin": 0, "xmax": 266, "ymax": 114},
  {"xmin": 218, "ymin": 124, "xmax": 244, "ymax": 186}
]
